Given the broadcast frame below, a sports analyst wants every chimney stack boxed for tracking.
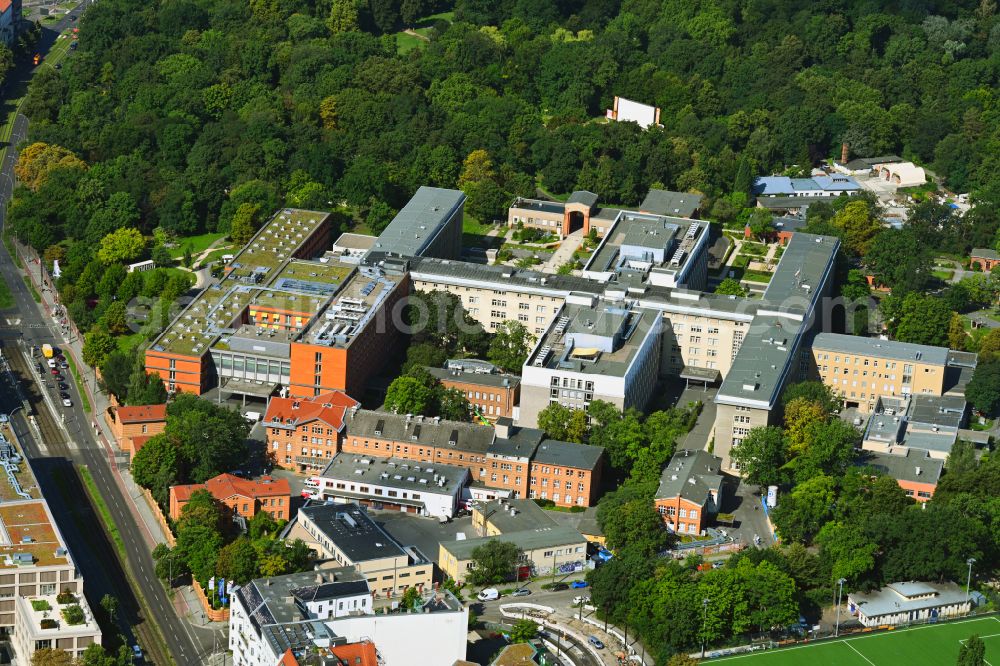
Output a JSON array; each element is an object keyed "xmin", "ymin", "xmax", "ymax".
[{"xmin": 841, "ymin": 142, "xmax": 849, "ymax": 164}]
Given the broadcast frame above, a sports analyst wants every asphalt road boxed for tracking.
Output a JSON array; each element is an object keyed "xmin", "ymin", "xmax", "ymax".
[{"xmin": 0, "ymin": 8, "xmax": 203, "ymax": 664}]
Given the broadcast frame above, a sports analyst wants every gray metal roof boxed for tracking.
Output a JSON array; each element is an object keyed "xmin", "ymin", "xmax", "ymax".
[
  {"xmin": 857, "ymin": 449, "xmax": 942, "ymax": 484},
  {"xmin": 427, "ymin": 367, "xmax": 521, "ymax": 390},
  {"xmin": 344, "ymin": 409, "xmax": 496, "ymax": 456},
  {"xmin": 717, "ymin": 315, "xmax": 806, "ymax": 407},
  {"xmin": 371, "ymin": 186, "xmax": 464, "ymax": 256},
  {"xmin": 849, "ymin": 581, "xmax": 966, "ymax": 619},
  {"xmin": 440, "ymin": 525, "xmax": 586, "ymax": 560},
  {"xmin": 655, "ymin": 449, "xmax": 723, "ymax": 506},
  {"xmin": 236, "ymin": 567, "xmax": 368, "ymax": 627},
  {"xmin": 298, "ymin": 503, "xmax": 410, "ymax": 564},
  {"xmin": 971, "ymin": 248, "xmax": 1000, "ymax": 261},
  {"xmin": 639, "ymin": 189, "xmax": 703, "ymax": 218},
  {"xmin": 319, "ymin": 454, "xmax": 469, "ymax": 496},
  {"xmin": 406, "ymin": 255, "xmax": 603, "ymax": 297},
  {"xmin": 488, "ymin": 427, "xmax": 544, "ymax": 460},
  {"xmin": 474, "ymin": 498, "xmax": 557, "ymax": 534},
  {"xmin": 531, "ymin": 440, "xmax": 604, "ymax": 471},
  {"xmin": 510, "ymin": 197, "xmax": 565, "ymax": 215},
  {"xmin": 762, "ymin": 233, "xmax": 839, "ymax": 306},
  {"xmin": 812, "ymin": 333, "xmax": 949, "ymax": 366},
  {"xmin": 567, "ymin": 191, "xmax": 598, "ymax": 208}
]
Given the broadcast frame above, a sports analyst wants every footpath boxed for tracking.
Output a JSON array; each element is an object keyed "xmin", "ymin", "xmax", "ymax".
[{"xmin": 16, "ymin": 243, "xmax": 230, "ymax": 638}]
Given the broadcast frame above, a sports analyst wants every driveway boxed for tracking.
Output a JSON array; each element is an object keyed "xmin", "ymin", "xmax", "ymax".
[{"xmin": 542, "ymin": 228, "xmax": 585, "ymax": 273}]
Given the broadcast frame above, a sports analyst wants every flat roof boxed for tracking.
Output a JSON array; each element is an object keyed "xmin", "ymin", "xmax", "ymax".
[
  {"xmin": 427, "ymin": 367, "xmax": 520, "ymax": 390},
  {"xmin": 812, "ymin": 333, "xmax": 950, "ymax": 366},
  {"xmin": 640, "ymin": 189, "xmax": 703, "ymax": 217},
  {"xmin": 857, "ymin": 449, "xmax": 942, "ymax": 484},
  {"xmin": 762, "ymin": 233, "xmax": 839, "ymax": 306},
  {"xmin": 0, "ymin": 500, "xmax": 71, "ymax": 569},
  {"xmin": 717, "ymin": 315, "xmax": 805, "ymax": 407},
  {"xmin": 298, "ymin": 503, "xmax": 410, "ymax": 564},
  {"xmin": 406, "ymin": 255, "xmax": 602, "ymax": 297},
  {"xmin": 440, "ymin": 525, "xmax": 586, "ymax": 560},
  {"xmin": 319, "ymin": 455, "xmax": 468, "ymax": 496},
  {"xmin": 234, "ymin": 567, "xmax": 368, "ymax": 627},
  {"xmin": 345, "ymin": 410, "xmax": 496, "ymax": 456},
  {"xmin": 531, "ymin": 440, "xmax": 604, "ymax": 471},
  {"xmin": 151, "ymin": 208, "xmax": 333, "ymax": 356},
  {"xmin": 527, "ymin": 302, "xmax": 658, "ymax": 377},
  {"xmin": 300, "ymin": 266, "xmax": 403, "ymax": 348},
  {"xmin": 333, "ymin": 232, "xmax": 378, "ymax": 251},
  {"xmin": 510, "ymin": 198, "xmax": 565, "ymax": 216},
  {"xmin": 474, "ymin": 498, "xmax": 557, "ymax": 534},
  {"xmin": 371, "ymin": 186, "xmax": 464, "ymax": 256}
]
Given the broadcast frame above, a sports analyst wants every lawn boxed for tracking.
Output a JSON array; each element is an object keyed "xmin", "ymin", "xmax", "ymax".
[
  {"xmin": 394, "ymin": 11, "xmax": 454, "ymax": 53},
  {"xmin": 63, "ymin": 354, "xmax": 91, "ymax": 413},
  {"xmin": 168, "ymin": 232, "xmax": 226, "ymax": 259},
  {"xmin": 77, "ymin": 465, "xmax": 126, "ymax": 559},
  {"xmin": 0, "ymin": 277, "xmax": 13, "ymax": 309},
  {"xmin": 710, "ymin": 616, "xmax": 1000, "ymax": 665},
  {"xmin": 932, "ymin": 269, "xmax": 954, "ymax": 281},
  {"xmin": 116, "ymin": 332, "xmax": 144, "ymax": 354}
]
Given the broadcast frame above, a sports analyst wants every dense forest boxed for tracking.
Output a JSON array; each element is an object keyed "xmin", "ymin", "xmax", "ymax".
[{"xmin": 9, "ymin": 0, "xmax": 1000, "ymax": 658}]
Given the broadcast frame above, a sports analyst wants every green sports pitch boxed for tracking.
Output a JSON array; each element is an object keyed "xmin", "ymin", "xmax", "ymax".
[{"xmin": 710, "ymin": 616, "xmax": 1000, "ymax": 665}]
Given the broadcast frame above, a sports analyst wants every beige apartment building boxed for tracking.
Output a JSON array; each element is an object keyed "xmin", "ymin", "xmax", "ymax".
[
  {"xmin": 811, "ymin": 334, "xmax": 950, "ymax": 413},
  {"xmin": 283, "ymin": 503, "xmax": 433, "ymax": 599}
]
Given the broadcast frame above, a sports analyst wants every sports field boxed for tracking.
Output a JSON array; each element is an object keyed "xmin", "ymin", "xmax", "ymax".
[{"xmin": 711, "ymin": 616, "xmax": 1000, "ymax": 665}]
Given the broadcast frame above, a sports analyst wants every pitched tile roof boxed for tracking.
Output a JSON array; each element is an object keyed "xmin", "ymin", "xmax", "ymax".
[
  {"xmin": 264, "ymin": 392, "xmax": 359, "ymax": 432},
  {"xmin": 172, "ymin": 474, "xmax": 290, "ymax": 505},
  {"xmin": 116, "ymin": 404, "xmax": 167, "ymax": 424}
]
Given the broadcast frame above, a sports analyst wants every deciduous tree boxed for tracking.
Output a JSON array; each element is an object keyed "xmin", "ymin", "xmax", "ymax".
[
  {"xmin": 730, "ymin": 426, "xmax": 788, "ymax": 489},
  {"xmin": 468, "ymin": 540, "xmax": 521, "ymax": 585},
  {"xmin": 488, "ymin": 321, "xmax": 535, "ymax": 372}
]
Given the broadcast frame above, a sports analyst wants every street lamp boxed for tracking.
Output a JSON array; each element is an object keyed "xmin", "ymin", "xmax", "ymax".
[
  {"xmin": 835, "ymin": 578, "xmax": 846, "ymax": 637},
  {"xmin": 701, "ymin": 597, "xmax": 709, "ymax": 658},
  {"xmin": 966, "ymin": 557, "xmax": 976, "ymax": 606}
]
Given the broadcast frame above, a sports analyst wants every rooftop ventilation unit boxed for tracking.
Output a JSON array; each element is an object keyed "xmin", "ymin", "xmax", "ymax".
[
  {"xmin": 534, "ymin": 346, "xmax": 552, "ymax": 367},
  {"xmin": 553, "ymin": 317, "xmax": 571, "ymax": 336}
]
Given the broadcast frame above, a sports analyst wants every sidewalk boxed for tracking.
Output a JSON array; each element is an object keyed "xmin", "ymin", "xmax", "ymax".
[{"xmin": 17, "ymin": 244, "xmax": 171, "ymax": 549}]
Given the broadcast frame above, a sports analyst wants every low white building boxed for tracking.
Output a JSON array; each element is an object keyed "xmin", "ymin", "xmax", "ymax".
[
  {"xmin": 606, "ymin": 96, "xmax": 661, "ymax": 129},
  {"xmin": 313, "ymin": 455, "xmax": 470, "ymax": 519},
  {"xmin": 848, "ymin": 581, "xmax": 970, "ymax": 627},
  {"xmin": 229, "ymin": 567, "xmax": 467, "ymax": 666},
  {"xmin": 872, "ymin": 161, "xmax": 926, "ymax": 188},
  {"xmin": 12, "ymin": 594, "xmax": 101, "ymax": 665}
]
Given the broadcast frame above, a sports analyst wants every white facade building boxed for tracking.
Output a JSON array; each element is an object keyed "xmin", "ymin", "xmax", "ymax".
[
  {"xmin": 848, "ymin": 581, "xmax": 970, "ymax": 627},
  {"xmin": 313, "ymin": 455, "xmax": 469, "ymax": 519}
]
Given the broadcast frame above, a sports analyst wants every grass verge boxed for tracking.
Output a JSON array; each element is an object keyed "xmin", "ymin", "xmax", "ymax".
[
  {"xmin": 2, "ymin": 232, "xmax": 21, "ymax": 268},
  {"xmin": 63, "ymin": 353, "xmax": 91, "ymax": 413},
  {"xmin": 22, "ymin": 275, "xmax": 39, "ymax": 302},
  {"xmin": 0, "ymin": 276, "xmax": 12, "ymax": 309},
  {"xmin": 78, "ymin": 465, "xmax": 126, "ymax": 558}
]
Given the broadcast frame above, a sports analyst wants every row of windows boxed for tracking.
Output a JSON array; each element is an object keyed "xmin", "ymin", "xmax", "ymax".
[{"xmin": 657, "ymin": 506, "xmax": 699, "ymax": 519}]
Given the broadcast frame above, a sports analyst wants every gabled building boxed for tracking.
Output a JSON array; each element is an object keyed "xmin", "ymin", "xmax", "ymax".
[
  {"xmin": 654, "ymin": 450, "xmax": 724, "ymax": 535},
  {"xmin": 264, "ymin": 391, "xmax": 360, "ymax": 472},
  {"xmin": 848, "ymin": 581, "xmax": 970, "ymax": 627},
  {"xmin": 169, "ymin": 474, "xmax": 292, "ymax": 521},
  {"xmin": 857, "ymin": 449, "xmax": 943, "ymax": 503},
  {"xmin": 108, "ymin": 403, "xmax": 167, "ymax": 457}
]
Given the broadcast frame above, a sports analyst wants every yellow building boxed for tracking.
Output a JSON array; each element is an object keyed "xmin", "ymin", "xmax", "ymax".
[
  {"xmin": 811, "ymin": 333, "xmax": 951, "ymax": 413},
  {"xmin": 284, "ymin": 503, "xmax": 432, "ymax": 599}
]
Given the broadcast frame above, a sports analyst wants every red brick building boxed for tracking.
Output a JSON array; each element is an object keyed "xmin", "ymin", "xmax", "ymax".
[
  {"xmin": 169, "ymin": 473, "xmax": 291, "ymax": 521},
  {"xmin": 108, "ymin": 403, "xmax": 167, "ymax": 456},
  {"xmin": 427, "ymin": 366, "xmax": 520, "ymax": 421},
  {"xmin": 653, "ymin": 450, "xmax": 724, "ymax": 536},
  {"xmin": 970, "ymin": 248, "xmax": 1000, "ymax": 272},
  {"xmin": 528, "ymin": 440, "xmax": 604, "ymax": 508},
  {"xmin": 264, "ymin": 391, "xmax": 359, "ymax": 472}
]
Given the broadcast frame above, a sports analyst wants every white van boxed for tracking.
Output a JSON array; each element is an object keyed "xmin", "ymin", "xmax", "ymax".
[
  {"xmin": 243, "ymin": 411, "xmax": 262, "ymax": 423},
  {"xmin": 477, "ymin": 588, "xmax": 499, "ymax": 602}
]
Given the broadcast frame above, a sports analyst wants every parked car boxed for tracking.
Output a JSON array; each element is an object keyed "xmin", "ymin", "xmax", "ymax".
[
  {"xmin": 131, "ymin": 645, "xmax": 142, "ymax": 660},
  {"xmin": 59, "ymin": 392, "xmax": 70, "ymax": 400},
  {"xmin": 47, "ymin": 359, "xmax": 57, "ymax": 369},
  {"xmin": 477, "ymin": 588, "xmax": 499, "ymax": 602},
  {"xmin": 62, "ymin": 398, "xmax": 72, "ymax": 407},
  {"xmin": 570, "ymin": 580, "xmax": 588, "ymax": 589},
  {"xmin": 58, "ymin": 383, "xmax": 69, "ymax": 390},
  {"xmin": 588, "ymin": 636, "xmax": 605, "ymax": 649},
  {"xmin": 510, "ymin": 588, "xmax": 531, "ymax": 597},
  {"xmin": 59, "ymin": 362, "xmax": 68, "ymax": 369},
  {"xmin": 53, "ymin": 374, "xmax": 64, "ymax": 382},
  {"xmin": 572, "ymin": 595, "xmax": 590, "ymax": 606},
  {"xmin": 0, "ymin": 414, "xmax": 7, "ymax": 424},
  {"xmin": 551, "ymin": 583, "xmax": 569, "ymax": 591}
]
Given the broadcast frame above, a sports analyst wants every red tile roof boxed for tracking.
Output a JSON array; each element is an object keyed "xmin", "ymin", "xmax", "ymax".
[
  {"xmin": 329, "ymin": 641, "xmax": 378, "ymax": 666},
  {"xmin": 116, "ymin": 404, "xmax": 167, "ymax": 424},
  {"xmin": 264, "ymin": 391, "xmax": 359, "ymax": 432},
  {"xmin": 131, "ymin": 435, "xmax": 153, "ymax": 452},
  {"xmin": 171, "ymin": 474, "xmax": 290, "ymax": 507},
  {"xmin": 205, "ymin": 473, "xmax": 290, "ymax": 501},
  {"xmin": 0, "ymin": 1, "xmax": 11, "ymax": 13}
]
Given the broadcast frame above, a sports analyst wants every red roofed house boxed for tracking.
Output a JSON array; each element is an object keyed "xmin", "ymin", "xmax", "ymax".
[
  {"xmin": 264, "ymin": 391, "xmax": 360, "ymax": 473},
  {"xmin": 169, "ymin": 473, "xmax": 291, "ymax": 521},
  {"xmin": 970, "ymin": 248, "xmax": 1000, "ymax": 272},
  {"xmin": 277, "ymin": 640, "xmax": 378, "ymax": 666},
  {"xmin": 109, "ymin": 403, "xmax": 167, "ymax": 456}
]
